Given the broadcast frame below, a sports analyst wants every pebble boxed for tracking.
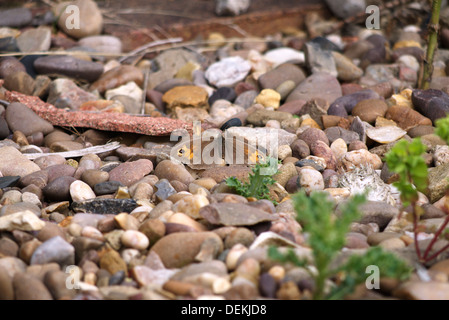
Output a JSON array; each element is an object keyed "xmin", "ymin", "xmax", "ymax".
[
  {"xmin": 298, "ymin": 168, "xmax": 325, "ymax": 193},
  {"xmin": 304, "ymin": 42, "xmax": 337, "ymax": 77},
  {"xmin": 332, "ymin": 51, "xmax": 363, "ymax": 81},
  {"xmin": 57, "ymin": 0, "xmax": 103, "ymax": 39},
  {"xmin": 199, "ymin": 203, "xmax": 274, "ymax": 226},
  {"xmin": 70, "ymin": 180, "xmax": 96, "ymax": 202},
  {"xmin": 394, "ymin": 282, "xmax": 449, "ymax": 300},
  {"xmin": 172, "ymin": 194, "xmax": 210, "ymax": 219},
  {"xmin": 298, "ymin": 127, "xmax": 329, "ymax": 148},
  {"xmin": 366, "ymin": 126, "xmax": 407, "ymax": 144},
  {"xmin": 121, "ymin": 230, "xmax": 150, "ymax": 250},
  {"xmin": 150, "ymin": 232, "xmax": 223, "ymax": 268},
  {"xmin": 6, "ymin": 102, "xmax": 54, "ymax": 136},
  {"xmin": 258, "ymin": 63, "xmax": 306, "ymax": 90},
  {"xmin": 310, "ymin": 141, "xmax": 337, "ymax": 170},
  {"xmin": 43, "ymin": 176, "xmax": 77, "ymax": 202},
  {"xmin": 3, "ymin": 71, "xmax": 35, "ymax": 96},
  {"xmin": 13, "ymin": 272, "xmax": 53, "ymax": 300},
  {"xmin": 205, "ymin": 56, "xmax": 251, "ymax": 87},
  {"xmin": 351, "ymin": 99, "xmax": 388, "ymax": 124},
  {"xmin": 16, "ymin": 26, "xmax": 51, "ymax": 52},
  {"xmin": 264, "ymin": 48, "xmax": 305, "ymax": 68},
  {"xmin": 78, "ymin": 35, "xmax": 122, "ymax": 56},
  {"xmin": 0, "ymin": 146, "xmax": 41, "ymax": 178},
  {"xmin": 108, "ymin": 159, "xmax": 154, "ymax": 187},
  {"xmin": 100, "ymin": 249, "xmax": 127, "ymax": 275},
  {"xmin": 34, "ymin": 55, "xmax": 103, "ymax": 82},
  {"xmin": 30, "ymin": 236, "xmax": 75, "ymax": 268},
  {"xmin": 247, "ymin": 109, "xmax": 292, "ymax": 126},
  {"xmin": 48, "ymin": 78, "xmax": 98, "ymax": 110},
  {"xmin": 385, "ymin": 105, "xmax": 432, "ymax": 130},
  {"xmin": 338, "ymin": 149, "xmax": 383, "ymax": 171},
  {"xmin": 286, "ymin": 72, "xmax": 342, "ymax": 104}
]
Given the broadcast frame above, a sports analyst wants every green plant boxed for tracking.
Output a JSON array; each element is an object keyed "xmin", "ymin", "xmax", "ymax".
[
  {"xmin": 226, "ymin": 158, "xmax": 278, "ymax": 201},
  {"xmin": 385, "ymin": 115, "xmax": 449, "ymax": 263},
  {"xmin": 420, "ymin": 0, "xmax": 442, "ymax": 89},
  {"xmin": 269, "ymin": 191, "xmax": 411, "ymax": 300}
]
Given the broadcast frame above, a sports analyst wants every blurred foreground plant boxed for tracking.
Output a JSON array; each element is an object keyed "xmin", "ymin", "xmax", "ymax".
[
  {"xmin": 385, "ymin": 115, "xmax": 449, "ymax": 263},
  {"xmin": 269, "ymin": 191, "xmax": 411, "ymax": 300}
]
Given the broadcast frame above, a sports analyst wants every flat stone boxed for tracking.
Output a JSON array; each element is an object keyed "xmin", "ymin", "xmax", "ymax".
[
  {"xmin": 71, "ymin": 199, "xmax": 138, "ymax": 214},
  {"xmin": 154, "ymin": 160, "xmax": 194, "ymax": 186},
  {"xmin": 34, "ymin": 55, "xmax": 103, "ymax": 82},
  {"xmin": 264, "ymin": 48, "xmax": 305, "ymax": 68},
  {"xmin": 78, "ymin": 35, "xmax": 122, "ymax": 56},
  {"xmin": 200, "ymin": 203, "xmax": 274, "ymax": 226},
  {"xmin": 366, "ymin": 126, "xmax": 407, "ymax": 144},
  {"xmin": 304, "ymin": 42, "xmax": 337, "ymax": 77}
]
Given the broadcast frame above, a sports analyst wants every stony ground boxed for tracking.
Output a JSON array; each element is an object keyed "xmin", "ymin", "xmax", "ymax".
[{"xmin": 1, "ymin": 0, "xmax": 449, "ymax": 300}]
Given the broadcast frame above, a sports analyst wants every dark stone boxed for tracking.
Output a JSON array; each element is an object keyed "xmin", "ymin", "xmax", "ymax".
[
  {"xmin": 71, "ymin": 199, "xmax": 138, "ymax": 214},
  {"xmin": 209, "ymin": 87, "xmax": 236, "ymax": 105},
  {"xmin": 328, "ymin": 89, "xmax": 379, "ymax": 117},
  {"xmin": 0, "ymin": 37, "xmax": 19, "ymax": 53},
  {"xmin": 32, "ymin": 11, "xmax": 55, "ymax": 27},
  {"xmin": 43, "ymin": 176, "xmax": 77, "ymax": 202},
  {"xmin": 295, "ymin": 159, "xmax": 325, "ymax": 172},
  {"xmin": 0, "ymin": 176, "xmax": 20, "ymax": 189},
  {"xmin": 412, "ymin": 89, "xmax": 449, "ymax": 123},
  {"xmin": 220, "ymin": 118, "xmax": 242, "ymax": 131},
  {"xmin": 34, "ymin": 56, "xmax": 104, "ymax": 83},
  {"xmin": 93, "ymin": 181, "xmax": 125, "ymax": 196},
  {"xmin": 19, "ymin": 55, "xmax": 40, "ymax": 78},
  {"xmin": 108, "ymin": 270, "xmax": 126, "ymax": 286},
  {"xmin": 154, "ymin": 179, "xmax": 177, "ymax": 202}
]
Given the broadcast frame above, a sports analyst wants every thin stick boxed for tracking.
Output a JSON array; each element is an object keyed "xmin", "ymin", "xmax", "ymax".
[
  {"xmin": 420, "ymin": 0, "xmax": 442, "ymax": 89},
  {"xmin": 23, "ymin": 141, "xmax": 121, "ymax": 160},
  {"xmin": 423, "ymin": 214, "xmax": 449, "ymax": 260},
  {"xmin": 141, "ymin": 66, "xmax": 150, "ymax": 115},
  {"xmin": 117, "ymin": 37, "xmax": 183, "ymax": 63}
]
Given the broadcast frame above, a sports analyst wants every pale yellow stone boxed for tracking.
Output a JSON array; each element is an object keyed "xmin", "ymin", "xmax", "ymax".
[
  {"xmin": 254, "ymin": 89, "xmax": 281, "ymax": 109},
  {"xmin": 168, "ymin": 212, "xmax": 207, "ymax": 231}
]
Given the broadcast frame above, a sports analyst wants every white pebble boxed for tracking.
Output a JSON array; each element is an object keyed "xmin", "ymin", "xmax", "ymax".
[
  {"xmin": 121, "ymin": 230, "xmax": 150, "ymax": 250},
  {"xmin": 69, "ymin": 180, "xmax": 96, "ymax": 202}
]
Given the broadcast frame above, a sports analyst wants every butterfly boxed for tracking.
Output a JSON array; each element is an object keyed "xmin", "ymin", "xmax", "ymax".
[{"xmin": 170, "ymin": 129, "xmax": 268, "ymax": 170}]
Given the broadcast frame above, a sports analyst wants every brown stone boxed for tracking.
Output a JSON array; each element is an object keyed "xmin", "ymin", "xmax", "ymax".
[
  {"xmin": 385, "ymin": 105, "xmax": 432, "ymax": 130},
  {"xmin": 351, "ymin": 99, "xmax": 388, "ymax": 124}
]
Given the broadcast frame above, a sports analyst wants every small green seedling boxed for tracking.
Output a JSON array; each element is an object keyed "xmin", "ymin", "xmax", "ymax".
[
  {"xmin": 385, "ymin": 115, "xmax": 449, "ymax": 263},
  {"xmin": 269, "ymin": 191, "xmax": 411, "ymax": 300},
  {"xmin": 226, "ymin": 158, "xmax": 279, "ymax": 202}
]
